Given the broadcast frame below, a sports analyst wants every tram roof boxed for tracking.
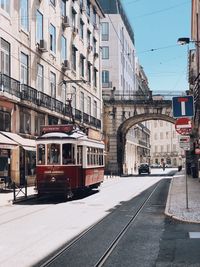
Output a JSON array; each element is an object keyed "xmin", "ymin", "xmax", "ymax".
[{"xmin": 36, "ymin": 131, "xmax": 87, "ymax": 140}]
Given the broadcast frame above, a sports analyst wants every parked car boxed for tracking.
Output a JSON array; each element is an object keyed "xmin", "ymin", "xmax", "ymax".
[{"xmin": 138, "ymin": 163, "xmax": 151, "ymax": 175}]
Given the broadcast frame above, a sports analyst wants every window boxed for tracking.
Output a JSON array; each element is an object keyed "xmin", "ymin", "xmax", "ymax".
[
  {"xmin": 80, "ymin": 54, "xmax": 85, "ymax": 77},
  {"xmin": 37, "ymin": 63, "xmax": 44, "ymax": 92},
  {"xmin": 62, "ymin": 143, "xmax": 75, "ymax": 165},
  {"xmin": 36, "ymin": 10, "xmax": 43, "ymax": 43},
  {"xmin": 47, "ymin": 144, "xmax": 60, "ymax": 165},
  {"xmin": 0, "ymin": 0, "xmax": 9, "ymax": 13},
  {"xmin": 50, "ymin": 71, "xmax": 56, "ymax": 98},
  {"xmin": 50, "ymin": 0, "xmax": 55, "ymax": 6},
  {"xmin": 87, "ymin": 62, "xmax": 91, "ymax": 83},
  {"xmin": 101, "ymin": 22, "xmax": 109, "ymax": 41},
  {"xmin": 72, "ymin": 45, "xmax": 77, "ymax": 70},
  {"xmin": 20, "ymin": 52, "xmax": 28, "ymax": 84},
  {"xmin": 37, "ymin": 144, "xmax": 45, "ymax": 165},
  {"xmin": 80, "ymin": 19, "xmax": 84, "ymax": 39},
  {"xmin": 87, "ymin": 30, "xmax": 91, "ymax": 46},
  {"xmin": 87, "ymin": 96, "xmax": 91, "ymax": 115},
  {"xmin": 71, "ymin": 86, "xmax": 76, "ymax": 108},
  {"xmin": 77, "ymin": 146, "xmax": 82, "ymax": 165},
  {"xmin": 61, "ymin": 0, "xmax": 66, "ymax": 16},
  {"xmin": 35, "ymin": 113, "xmax": 45, "ymax": 136},
  {"xmin": 94, "ymin": 68, "xmax": 97, "ymax": 87},
  {"xmin": 20, "ymin": 0, "xmax": 28, "ymax": 31},
  {"xmin": 61, "ymin": 35, "xmax": 67, "ymax": 62},
  {"xmin": 102, "ymin": 70, "xmax": 109, "ymax": 83},
  {"xmin": 20, "ymin": 109, "xmax": 31, "ymax": 134},
  {"xmin": 93, "ymin": 100, "xmax": 97, "ymax": 118},
  {"xmin": 72, "ymin": 7, "xmax": 76, "ymax": 27},
  {"xmin": 0, "ymin": 110, "xmax": 11, "ymax": 131},
  {"xmin": 102, "ymin": 46, "xmax": 109, "ymax": 59},
  {"xmin": 50, "ymin": 24, "xmax": 56, "ymax": 53},
  {"xmin": 92, "ymin": 8, "xmax": 96, "ymax": 24},
  {"xmin": 93, "ymin": 38, "xmax": 97, "ymax": 53},
  {"xmin": 0, "ymin": 38, "xmax": 10, "ymax": 75},
  {"xmin": 160, "ymin": 132, "xmax": 163, "ymax": 139},
  {"xmin": 80, "ymin": 92, "xmax": 84, "ymax": 112},
  {"xmin": 86, "ymin": 0, "xmax": 90, "ymax": 16}
]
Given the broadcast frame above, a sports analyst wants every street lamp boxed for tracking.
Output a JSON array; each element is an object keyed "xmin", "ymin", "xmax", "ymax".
[
  {"xmin": 177, "ymin": 37, "xmax": 190, "ymax": 45},
  {"xmin": 60, "ymin": 79, "xmax": 86, "ymax": 124}
]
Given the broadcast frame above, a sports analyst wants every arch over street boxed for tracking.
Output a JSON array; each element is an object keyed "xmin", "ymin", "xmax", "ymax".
[{"xmin": 103, "ymin": 99, "xmax": 177, "ymax": 175}]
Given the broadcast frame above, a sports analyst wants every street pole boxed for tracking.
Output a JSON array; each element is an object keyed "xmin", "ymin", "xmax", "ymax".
[{"xmin": 185, "ymin": 149, "xmax": 189, "ymax": 209}]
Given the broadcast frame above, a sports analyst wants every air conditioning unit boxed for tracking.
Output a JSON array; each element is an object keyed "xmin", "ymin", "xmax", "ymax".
[
  {"xmin": 87, "ymin": 45, "xmax": 92, "ymax": 53},
  {"xmin": 62, "ymin": 60, "xmax": 70, "ymax": 71},
  {"xmin": 38, "ymin": 39, "xmax": 47, "ymax": 52},
  {"xmin": 62, "ymin": 16, "xmax": 70, "ymax": 28},
  {"xmin": 72, "ymin": 27, "xmax": 78, "ymax": 36}
]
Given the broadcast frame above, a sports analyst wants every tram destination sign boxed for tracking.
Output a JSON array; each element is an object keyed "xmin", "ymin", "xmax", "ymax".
[{"xmin": 172, "ymin": 96, "xmax": 194, "ymax": 118}]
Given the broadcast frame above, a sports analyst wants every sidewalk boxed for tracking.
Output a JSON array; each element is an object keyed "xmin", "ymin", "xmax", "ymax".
[
  {"xmin": 165, "ymin": 170, "xmax": 200, "ymax": 223},
  {"xmin": 0, "ymin": 186, "xmax": 36, "ymax": 206}
]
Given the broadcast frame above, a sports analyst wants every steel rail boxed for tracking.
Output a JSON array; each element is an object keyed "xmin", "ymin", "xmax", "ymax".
[
  {"xmin": 39, "ymin": 181, "xmax": 161, "ymax": 267},
  {"xmin": 94, "ymin": 181, "xmax": 161, "ymax": 267}
]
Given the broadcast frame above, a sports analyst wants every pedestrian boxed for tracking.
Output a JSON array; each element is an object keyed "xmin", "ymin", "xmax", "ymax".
[{"xmin": 162, "ymin": 162, "xmax": 165, "ymax": 171}]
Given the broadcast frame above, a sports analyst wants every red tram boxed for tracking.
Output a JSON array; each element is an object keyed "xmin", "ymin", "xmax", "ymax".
[{"xmin": 36, "ymin": 124, "xmax": 104, "ymax": 198}]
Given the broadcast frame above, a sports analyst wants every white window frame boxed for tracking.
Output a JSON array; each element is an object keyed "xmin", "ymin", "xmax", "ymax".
[{"xmin": 20, "ymin": 0, "xmax": 28, "ymax": 32}]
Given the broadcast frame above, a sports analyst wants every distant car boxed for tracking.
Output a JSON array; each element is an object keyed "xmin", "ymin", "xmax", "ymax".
[{"xmin": 138, "ymin": 163, "xmax": 151, "ymax": 175}]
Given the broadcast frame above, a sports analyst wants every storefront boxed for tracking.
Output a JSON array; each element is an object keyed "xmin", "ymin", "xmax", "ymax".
[
  {"xmin": 0, "ymin": 133, "xmax": 18, "ymax": 185},
  {"xmin": 0, "ymin": 132, "xmax": 36, "ymax": 186}
]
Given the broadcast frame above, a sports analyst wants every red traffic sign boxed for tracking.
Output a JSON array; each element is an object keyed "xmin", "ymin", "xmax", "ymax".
[{"xmin": 175, "ymin": 117, "xmax": 192, "ymax": 135}]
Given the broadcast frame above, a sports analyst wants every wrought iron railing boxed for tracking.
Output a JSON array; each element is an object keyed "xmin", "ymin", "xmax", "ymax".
[
  {"xmin": 0, "ymin": 74, "xmax": 102, "ymax": 129},
  {"xmin": 0, "ymin": 73, "xmax": 20, "ymax": 98},
  {"xmin": 21, "ymin": 84, "xmax": 38, "ymax": 104}
]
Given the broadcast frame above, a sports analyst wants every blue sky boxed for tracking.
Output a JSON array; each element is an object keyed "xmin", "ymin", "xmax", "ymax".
[{"xmin": 121, "ymin": 0, "xmax": 191, "ymax": 94}]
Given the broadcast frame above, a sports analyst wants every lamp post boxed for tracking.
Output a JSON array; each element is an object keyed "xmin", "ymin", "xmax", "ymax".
[{"xmin": 60, "ymin": 79, "xmax": 86, "ymax": 124}]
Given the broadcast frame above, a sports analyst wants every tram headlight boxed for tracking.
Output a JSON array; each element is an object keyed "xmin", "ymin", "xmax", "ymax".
[{"xmin": 50, "ymin": 177, "xmax": 56, "ymax": 182}]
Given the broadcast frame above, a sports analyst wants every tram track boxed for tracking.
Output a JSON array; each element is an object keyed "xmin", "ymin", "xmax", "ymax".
[{"xmin": 37, "ymin": 179, "xmax": 169, "ymax": 267}]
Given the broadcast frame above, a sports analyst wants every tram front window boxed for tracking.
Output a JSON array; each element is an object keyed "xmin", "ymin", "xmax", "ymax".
[
  {"xmin": 62, "ymin": 143, "xmax": 74, "ymax": 164},
  {"xmin": 37, "ymin": 144, "xmax": 45, "ymax": 165},
  {"xmin": 47, "ymin": 144, "xmax": 60, "ymax": 165}
]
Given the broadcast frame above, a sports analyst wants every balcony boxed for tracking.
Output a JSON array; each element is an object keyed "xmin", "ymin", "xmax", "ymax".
[
  {"xmin": 0, "ymin": 73, "xmax": 102, "ymax": 129},
  {"xmin": 0, "ymin": 73, "xmax": 20, "ymax": 98},
  {"xmin": 102, "ymin": 81, "xmax": 112, "ymax": 88},
  {"xmin": 21, "ymin": 84, "xmax": 38, "ymax": 105}
]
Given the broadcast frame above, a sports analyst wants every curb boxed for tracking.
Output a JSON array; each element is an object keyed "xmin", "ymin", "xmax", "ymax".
[{"xmin": 164, "ymin": 174, "xmax": 200, "ymax": 224}]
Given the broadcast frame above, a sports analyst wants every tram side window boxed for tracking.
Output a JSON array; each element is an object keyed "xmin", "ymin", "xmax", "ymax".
[
  {"xmin": 99, "ymin": 149, "xmax": 104, "ymax": 166},
  {"xmin": 47, "ymin": 144, "xmax": 60, "ymax": 165},
  {"xmin": 87, "ymin": 147, "xmax": 90, "ymax": 165},
  {"xmin": 62, "ymin": 143, "xmax": 75, "ymax": 164},
  {"xmin": 77, "ymin": 146, "xmax": 82, "ymax": 165},
  {"xmin": 37, "ymin": 144, "xmax": 45, "ymax": 165}
]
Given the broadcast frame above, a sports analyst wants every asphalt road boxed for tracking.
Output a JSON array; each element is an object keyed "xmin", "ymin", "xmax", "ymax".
[{"xmin": 37, "ymin": 178, "xmax": 200, "ymax": 267}]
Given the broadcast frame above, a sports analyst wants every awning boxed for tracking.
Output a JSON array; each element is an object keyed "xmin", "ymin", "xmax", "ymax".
[
  {"xmin": 0, "ymin": 131, "xmax": 36, "ymax": 151},
  {"xmin": 0, "ymin": 133, "xmax": 18, "ymax": 149}
]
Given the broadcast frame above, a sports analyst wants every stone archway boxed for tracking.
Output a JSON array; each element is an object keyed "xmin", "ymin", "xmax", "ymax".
[
  {"xmin": 104, "ymin": 113, "xmax": 175, "ymax": 175},
  {"xmin": 116, "ymin": 114, "xmax": 176, "ymax": 175}
]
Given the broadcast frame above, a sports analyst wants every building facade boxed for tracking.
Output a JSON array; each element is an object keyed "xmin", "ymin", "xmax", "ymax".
[
  {"xmin": 148, "ymin": 120, "xmax": 183, "ymax": 167},
  {"xmin": 99, "ymin": 0, "xmax": 151, "ymax": 174},
  {"xmin": 0, "ymin": 0, "xmax": 104, "ymax": 185}
]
